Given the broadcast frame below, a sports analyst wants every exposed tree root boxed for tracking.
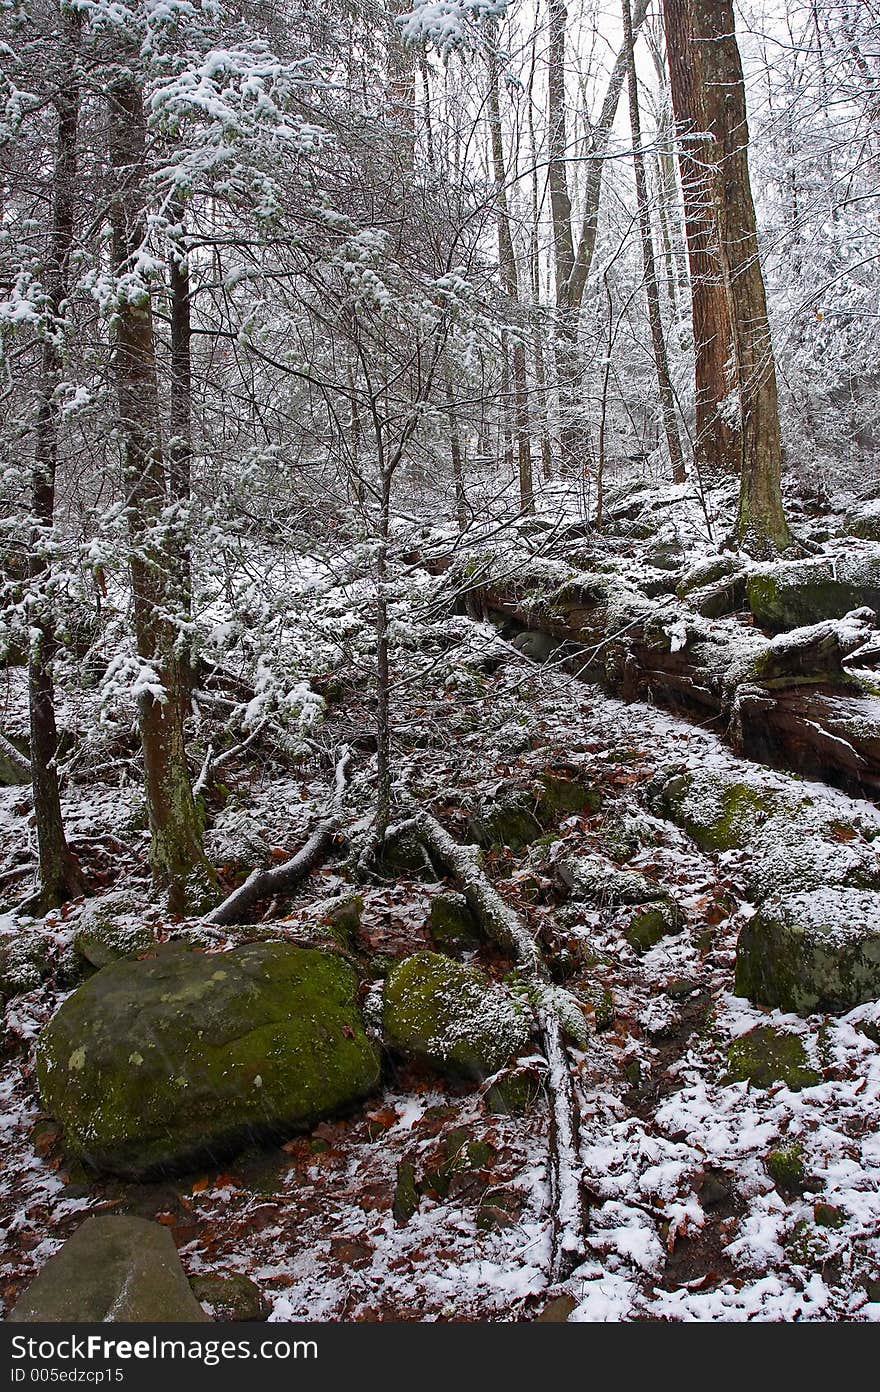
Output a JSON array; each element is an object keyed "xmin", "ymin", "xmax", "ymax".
[
  {"xmin": 392, "ymin": 809, "xmax": 587, "ymax": 1279},
  {"xmin": 204, "ymin": 745, "xmax": 351, "ymax": 927}
]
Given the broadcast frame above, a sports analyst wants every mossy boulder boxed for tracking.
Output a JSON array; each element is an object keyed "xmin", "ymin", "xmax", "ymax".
[
  {"xmin": 735, "ymin": 889, "xmax": 880, "ymax": 1014},
  {"xmin": 73, "ymin": 892, "xmax": 155, "ymax": 969},
  {"xmin": 8, "ymin": 1215, "xmax": 209, "ymax": 1322},
  {"xmin": 188, "ymin": 1272, "xmax": 269, "ymax": 1321},
  {"xmin": 427, "ymin": 892, "xmax": 481, "ymax": 950},
  {"xmin": 625, "ymin": 901, "xmax": 685, "ymax": 952},
  {"xmin": 844, "ymin": 502, "xmax": 880, "ymax": 542},
  {"xmin": 677, "ymin": 554, "xmax": 745, "ymax": 596},
  {"xmin": 661, "ymin": 767, "xmax": 880, "ymax": 898},
  {"xmin": 658, "ymin": 767, "xmax": 784, "ymax": 853},
  {"xmin": 468, "ymin": 791, "xmax": 542, "ymax": 851},
  {"xmin": 36, "ymin": 941, "xmax": 380, "ymax": 1178},
  {"xmin": 725, "ymin": 1025, "xmax": 821, "ymax": 1091},
  {"xmin": 747, "ymin": 551, "xmax": 880, "ymax": 632},
  {"xmin": 382, "ymin": 951, "xmax": 530, "ymax": 1079},
  {"xmin": 535, "ymin": 770, "xmax": 601, "ymax": 820}
]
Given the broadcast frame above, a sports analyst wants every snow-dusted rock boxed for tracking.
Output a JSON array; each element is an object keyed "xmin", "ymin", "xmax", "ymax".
[
  {"xmin": 382, "ymin": 951, "xmax": 530, "ymax": 1079},
  {"xmin": 735, "ymin": 888, "xmax": 880, "ymax": 1013},
  {"xmin": 73, "ymin": 890, "xmax": 154, "ymax": 969},
  {"xmin": 747, "ymin": 550, "xmax": 880, "ymax": 631},
  {"xmin": 8, "ymin": 1216, "xmax": 209, "ymax": 1322},
  {"xmin": 37, "ymin": 941, "xmax": 380, "ymax": 1177}
]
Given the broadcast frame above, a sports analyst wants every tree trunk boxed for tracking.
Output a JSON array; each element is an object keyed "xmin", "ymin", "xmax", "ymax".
[
  {"xmin": 622, "ymin": 0, "xmax": 686, "ymax": 483},
  {"xmin": 168, "ymin": 195, "xmax": 195, "ymax": 715},
  {"xmin": 696, "ymin": 0, "xmax": 791, "ymax": 554},
  {"xmin": 487, "ymin": 45, "xmax": 534, "ymax": 514},
  {"xmin": 662, "ymin": 0, "xmax": 790, "ymax": 554},
  {"xmin": 108, "ymin": 60, "xmax": 209, "ymax": 913},
  {"xmin": 546, "ymin": 0, "xmax": 651, "ymax": 480},
  {"xmin": 28, "ymin": 4, "xmax": 86, "ymax": 911},
  {"xmin": 661, "ymin": 0, "xmax": 740, "ymax": 479},
  {"xmin": 445, "ymin": 373, "xmax": 468, "ymax": 531}
]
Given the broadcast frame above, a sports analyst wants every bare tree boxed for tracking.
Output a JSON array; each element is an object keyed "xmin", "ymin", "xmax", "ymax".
[{"xmin": 622, "ymin": 0, "xmax": 685, "ymax": 483}]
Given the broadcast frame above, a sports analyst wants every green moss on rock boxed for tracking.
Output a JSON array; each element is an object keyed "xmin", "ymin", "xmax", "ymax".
[
  {"xmin": 73, "ymin": 893, "xmax": 155, "ymax": 970},
  {"xmin": 535, "ymin": 771, "xmax": 601, "ymax": 820},
  {"xmin": 556, "ymin": 852, "xmax": 666, "ymax": 905},
  {"xmin": 626, "ymin": 901, "xmax": 685, "ymax": 952},
  {"xmin": 735, "ymin": 889, "xmax": 880, "ymax": 1014},
  {"xmin": 468, "ymin": 793, "xmax": 542, "ymax": 851},
  {"xmin": 725, "ymin": 1025, "xmax": 821, "ymax": 1091},
  {"xmin": 747, "ymin": 552, "xmax": 880, "ymax": 632},
  {"xmin": 0, "ymin": 931, "xmax": 53, "ymax": 997},
  {"xmin": 659, "ymin": 768, "xmax": 782, "ymax": 852},
  {"xmin": 382, "ymin": 951, "xmax": 530, "ymax": 1079},
  {"xmin": 766, "ymin": 1143, "xmax": 808, "ymax": 1197},
  {"xmin": 427, "ymin": 892, "xmax": 481, "ymax": 950},
  {"xmin": 36, "ymin": 941, "xmax": 380, "ymax": 1178},
  {"xmin": 189, "ymin": 1272, "xmax": 269, "ymax": 1321}
]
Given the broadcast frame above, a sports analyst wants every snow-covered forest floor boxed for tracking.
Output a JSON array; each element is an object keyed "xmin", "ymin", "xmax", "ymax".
[{"xmin": 3, "ymin": 476, "xmax": 880, "ymax": 1323}]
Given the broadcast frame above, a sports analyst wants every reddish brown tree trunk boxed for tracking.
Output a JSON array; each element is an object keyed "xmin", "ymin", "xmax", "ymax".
[{"xmin": 662, "ymin": 0, "xmax": 739, "ymax": 478}]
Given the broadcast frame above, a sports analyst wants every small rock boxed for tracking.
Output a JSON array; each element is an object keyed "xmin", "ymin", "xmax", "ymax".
[
  {"xmin": 556, "ymin": 853, "xmax": 666, "ymax": 905},
  {"xmin": 189, "ymin": 1272, "xmax": 269, "ymax": 1321},
  {"xmin": 625, "ymin": 901, "xmax": 684, "ymax": 952},
  {"xmin": 813, "ymin": 1202, "xmax": 846, "ymax": 1229},
  {"xmin": 484, "ymin": 1063, "xmax": 543, "ymax": 1115},
  {"xmin": 73, "ymin": 892, "xmax": 154, "ymax": 969},
  {"xmin": 535, "ymin": 1294, "xmax": 578, "ymax": 1322},
  {"xmin": 0, "ymin": 931, "xmax": 53, "ymax": 997},
  {"xmin": 427, "ymin": 892, "xmax": 481, "ymax": 950},
  {"xmin": 766, "ymin": 1143, "xmax": 808, "ymax": 1197},
  {"xmin": 392, "ymin": 1159, "xmax": 420, "ymax": 1226}
]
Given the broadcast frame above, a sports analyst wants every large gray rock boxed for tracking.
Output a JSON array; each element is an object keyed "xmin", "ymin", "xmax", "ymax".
[
  {"xmin": 735, "ymin": 889, "xmax": 880, "ymax": 1014},
  {"xmin": 8, "ymin": 1216, "xmax": 209, "ymax": 1322},
  {"xmin": 37, "ymin": 941, "xmax": 380, "ymax": 1178}
]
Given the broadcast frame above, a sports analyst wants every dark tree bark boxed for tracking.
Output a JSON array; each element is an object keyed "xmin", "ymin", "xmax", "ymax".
[
  {"xmin": 108, "ymin": 59, "xmax": 210, "ymax": 912},
  {"xmin": 167, "ymin": 196, "xmax": 195, "ymax": 714},
  {"xmin": 622, "ymin": 0, "xmax": 686, "ymax": 483},
  {"xmin": 28, "ymin": 4, "xmax": 86, "ymax": 910}
]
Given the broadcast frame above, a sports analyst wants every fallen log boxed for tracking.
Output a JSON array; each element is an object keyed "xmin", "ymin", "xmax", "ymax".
[
  {"xmin": 392, "ymin": 810, "xmax": 587, "ymax": 1280},
  {"xmin": 204, "ymin": 745, "xmax": 351, "ymax": 927},
  {"xmin": 448, "ymin": 557, "xmax": 880, "ymax": 801}
]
